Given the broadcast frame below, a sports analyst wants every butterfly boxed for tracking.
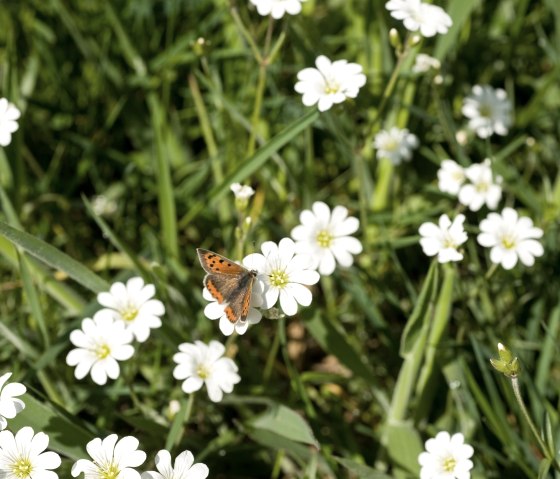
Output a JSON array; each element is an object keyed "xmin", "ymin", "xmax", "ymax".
[{"xmin": 196, "ymin": 248, "xmax": 258, "ymax": 324}]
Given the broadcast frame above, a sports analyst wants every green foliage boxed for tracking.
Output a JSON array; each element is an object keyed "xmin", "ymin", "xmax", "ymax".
[{"xmin": 0, "ymin": 0, "xmax": 560, "ymax": 477}]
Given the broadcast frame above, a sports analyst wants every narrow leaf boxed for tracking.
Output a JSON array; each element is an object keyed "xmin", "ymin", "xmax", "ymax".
[{"xmin": 0, "ymin": 220, "xmax": 109, "ymax": 293}]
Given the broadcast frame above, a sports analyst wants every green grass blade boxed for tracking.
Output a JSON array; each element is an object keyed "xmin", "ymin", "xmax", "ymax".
[
  {"xmin": 0, "ymin": 220, "xmax": 109, "ymax": 293},
  {"xmin": 18, "ymin": 252, "xmax": 50, "ymax": 347}
]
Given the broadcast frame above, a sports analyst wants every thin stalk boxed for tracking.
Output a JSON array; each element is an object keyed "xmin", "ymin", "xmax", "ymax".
[
  {"xmin": 165, "ymin": 394, "xmax": 195, "ymax": 450},
  {"xmin": 510, "ymin": 377, "xmax": 552, "ymax": 459},
  {"xmin": 247, "ymin": 18, "xmax": 275, "ymax": 158}
]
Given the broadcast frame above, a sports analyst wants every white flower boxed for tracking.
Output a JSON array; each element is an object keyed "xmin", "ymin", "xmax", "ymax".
[
  {"xmin": 249, "ymin": 0, "xmax": 305, "ymax": 19},
  {"xmin": 385, "ymin": 0, "xmax": 453, "ymax": 38},
  {"xmin": 477, "ymin": 207, "xmax": 544, "ymax": 270},
  {"xmin": 291, "ymin": 201, "xmax": 362, "ymax": 276},
  {"xmin": 66, "ymin": 311, "xmax": 135, "ymax": 386},
  {"xmin": 419, "ymin": 214, "xmax": 468, "ymax": 263},
  {"xmin": 462, "ymin": 85, "xmax": 512, "ymax": 139},
  {"xmin": 458, "ymin": 159, "xmax": 502, "ymax": 211},
  {"xmin": 412, "ymin": 53, "xmax": 441, "ymax": 73},
  {"xmin": 437, "ymin": 159, "xmax": 465, "ymax": 195},
  {"xmin": 0, "ymin": 426, "xmax": 61, "ymax": 479},
  {"xmin": 202, "ymin": 284, "xmax": 263, "ymax": 336},
  {"xmin": 419, "ymin": 431, "xmax": 474, "ymax": 479},
  {"xmin": 141, "ymin": 450, "xmax": 209, "ymax": 479},
  {"xmin": 91, "ymin": 195, "xmax": 118, "ymax": 217},
  {"xmin": 173, "ymin": 340, "xmax": 240, "ymax": 402},
  {"xmin": 373, "ymin": 127, "xmax": 419, "ymax": 164},
  {"xmin": 295, "ymin": 55, "xmax": 366, "ymax": 112},
  {"xmin": 72, "ymin": 434, "xmax": 146, "ymax": 479},
  {"xmin": 97, "ymin": 277, "xmax": 165, "ymax": 342},
  {"xmin": 243, "ymin": 238, "xmax": 320, "ymax": 316},
  {"xmin": 230, "ymin": 183, "xmax": 255, "ymax": 200},
  {"xmin": 0, "ymin": 372, "xmax": 26, "ymax": 431},
  {"xmin": 0, "ymin": 98, "xmax": 21, "ymax": 147}
]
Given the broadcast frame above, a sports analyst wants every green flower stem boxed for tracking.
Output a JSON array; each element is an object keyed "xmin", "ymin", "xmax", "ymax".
[
  {"xmin": 247, "ymin": 18, "xmax": 276, "ymax": 158},
  {"xmin": 263, "ymin": 328, "xmax": 281, "ymax": 384},
  {"xmin": 510, "ymin": 376, "xmax": 552, "ymax": 459},
  {"xmin": 371, "ymin": 159, "xmax": 393, "ymax": 212},
  {"xmin": 165, "ymin": 394, "xmax": 195, "ymax": 451},
  {"xmin": 416, "ymin": 264, "xmax": 455, "ymax": 395},
  {"xmin": 188, "ymin": 73, "xmax": 220, "ymax": 180},
  {"xmin": 230, "ymin": 7, "xmax": 262, "ymax": 64}
]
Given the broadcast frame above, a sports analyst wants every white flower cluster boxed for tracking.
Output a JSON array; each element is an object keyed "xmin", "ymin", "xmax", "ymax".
[
  {"xmin": 71, "ymin": 435, "xmax": 209, "ymax": 479},
  {"xmin": 386, "ymin": 0, "xmax": 453, "ymax": 38},
  {"xmin": 419, "ymin": 158, "xmax": 544, "ymax": 269},
  {"xmin": 66, "ymin": 277, "xmax": 166, "ymax": 386},
  {"xmin": 201, "ymin": 195, "xmax": 363, "ymax": 338}
]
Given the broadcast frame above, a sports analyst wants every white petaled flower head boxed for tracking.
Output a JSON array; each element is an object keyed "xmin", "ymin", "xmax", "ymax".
[
  {"xmin": 477, "ymin": 207, "xmax": 544, "ymax": 270},
  {"xmin": 249, "ymin": 0, "xmax": 305, "ymax": 19},
  {"xmin": 418, "ymin": 431, "xmax": 474, "ymax": 479},
  {"xmin": 295, "ymin": 55, "xmax": 366, "ymax": 112},
  {"xmin": 462, "ymin": 85, "xmax": 512, "ymax": 139},
  {"xmin": 230, "ymin": 183, "xmax": 255, "ymax": 200},
  {"xmin": 0, "ymin": 372, "xmax": 26, "ymax": 431},
  {"xmin": 72, "ymin": 434, "xmax": 146, "ymax": 479},
  {"xmin": 243, "ymin": 237, "xmax": 320, "ymax": 316},
  {"xmin": 291, "ymin": 202, "xmax": 363, "ymax": 276},
  {"xmin": 173, "ymin": 340, "xmax": 240, "ymax": 403},
  {"xmin": 413, "ymin": 53, "xmax": 441, "ymax": 74},
  {"xmin": 437, "ymin": 159, "xmax": 465, "ymax": 196},
  {"xmin": 458, "ymin": 159, "xmax": 502, "ymax": 212},
  {"xmin": 385, "ymin": 0, "xmax": 453, "ymax": 38},
  {"xmin": 141, "ymin": 449, "xmax": 209, "ymax": 479},
  {"xmin": 0, "ymin": 426, "xmax": 61, "ymax": 479},
  {"xmin": 66, "ymin": 310, "xmax": 135, "ymax": 386},
  {"xmin": 373, "ymin": 127, "xmax": 419, "ymax": 165},
  {"xmin": 0, "ymin": 98, "xmax": 21, "ymax": 147},
  {"xmin": 419, "ymin": 214, "xmax": 468, "ymax": 263},
  {"xmin": 97, "ymin": 276, "xmax": 165, "ymax": 342},
  {"xmin": 202, "ymin": 281, "xmax": 263, "ymax": 336}
]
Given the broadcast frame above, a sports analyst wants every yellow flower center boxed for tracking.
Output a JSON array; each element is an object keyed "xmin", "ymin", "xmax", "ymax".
[
  {"xmin": 121, "ymin": 306, "xmax": 138, "ymax": 322},
  {"xmin": 316, "ymin": 230, "xmax": 333, "ymax": 248},
  {"xmin": 12, "ymin": 459, "xmax": 33, "ymax": 478},
  {"xmin": 197, "ymin": 364, "xmax": 210, "ymax": 379},
  {"xmin": 501, "ymin": 236, "xmax": 516, "ymax": 250},
  {"xmin": 442, "ymin": 456, "xmax": 457, "ymax": 472},
  {"xmin": 99, "ymin": 463, "xmax": 120, "ymax": 479},
  {"xmin": 324, "ymin": 79, "xmax": 340, "ymax": 95},
  {"xmin": 479, "ymin": 104, "xmax": 492, "ymax": 118},
  {"xmin": 475, "ymin": 181, "xmax": 489, "ymax": 193},
  {"xmin": 442, "ymin": 236, "xmax": 457, "ymax": 249},
  {"xmin": 269, "ymin": 270, "xmax": 289, "ymax": 288},
  {"xmin": 96, "ymin": 343, "xmax": 111, "ymax": 359}
]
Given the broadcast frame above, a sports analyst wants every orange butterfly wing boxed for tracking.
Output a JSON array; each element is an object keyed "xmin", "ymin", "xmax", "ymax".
[{"xmin": 197, "ymin": 248, "xmax": 256, "ymax": 323}]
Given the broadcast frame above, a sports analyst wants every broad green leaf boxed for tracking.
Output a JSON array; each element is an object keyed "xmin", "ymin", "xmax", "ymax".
[
  {"xmin": 0, "ymin": 220, "xmax": 109, "ymax": 293},
  {"xmin": 249, "ymin": 403, "xmax": 318, "ymax": 448},
  {"xmin": 384, "ymin": 422, "xmax": 423, "ymax": 476},
  {"xmin": 10, "ymin": 393, "xmax": 95, "ymax": 460}
]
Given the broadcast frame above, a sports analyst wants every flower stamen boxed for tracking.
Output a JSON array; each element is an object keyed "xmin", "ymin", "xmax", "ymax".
[
  {"xmin": 269, "ymin": 270, "xmax": 289, "ymax": 288},
  {"xmin": 316, "ymin": 230, "xmax": 333, "ymax": 248},
  {"xmin": 98, "ymin": 462, "xmax": 119, "ymax": 479},
  {"xmin": 120, "ymin": 306, "xmax": 139, "ymax": 322},
  {"xmin": 442, "ymin": 456, "xmax": 457, "ymax": 472},
  {"xmin": 95, "ymin": 344, "xmax": 111, "ymax": 359},
  {"xmin": 12, "ymin": 459, "xmax": 32, "ymax": 478}
]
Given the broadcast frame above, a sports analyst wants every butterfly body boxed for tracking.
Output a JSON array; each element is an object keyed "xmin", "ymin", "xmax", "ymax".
[{"xmin": 197, "ymin": 249, "xmax": 257, "ymax": 323}]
